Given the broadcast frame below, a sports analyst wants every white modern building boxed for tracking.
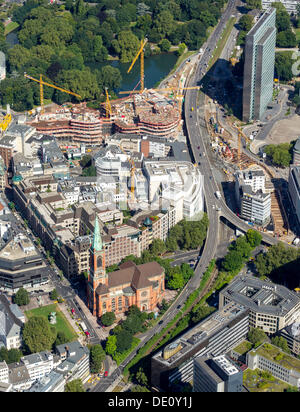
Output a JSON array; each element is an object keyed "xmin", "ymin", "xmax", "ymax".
[
  {"xmin": 21, "ymin": 352, "xmax": 54, "ymax": 385},
  {"xmin": 262, "ymin": 0, "xmax": 300, "ymax": 14},
  {"xmin": 0, "ymin": 361, "xmax": 9, "ymax": 384},
  {"xmin": 247, "ymin": 343, "xmax": 300, "ymax": 388},
  {"xmin": 0, "ymin": 340, "xmax": 90, "ymax": 392},
  {"xmin": 0, "ymin": 52, "xmax": 5, "ymax": 81},
  {"xmin": 235, "ymin": 169, "xmax": 271, "ymax": 226},
  {"xmin": 144, "ymin": 160, "xmax": 204, "ymax": 221}
]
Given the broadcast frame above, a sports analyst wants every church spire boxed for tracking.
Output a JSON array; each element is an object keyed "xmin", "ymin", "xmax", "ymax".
[{"xmin": 92, "ymin": 216, "xmax": 102, "ymax": 251}]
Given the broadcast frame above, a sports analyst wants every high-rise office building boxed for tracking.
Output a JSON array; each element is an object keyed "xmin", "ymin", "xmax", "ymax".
[
  {"xmin": 288, "ymin": 166, "xmax": 300, "ymax": 224},
  {"xmin": 193, "ymin": 355, "xmax": 244, "ymax": 392},
  {"xmin": 242, "ymin": 8, "xmax": 276, "ymax": 122}
]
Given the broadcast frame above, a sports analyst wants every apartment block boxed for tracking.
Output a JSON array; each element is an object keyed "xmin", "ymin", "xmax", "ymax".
[{"xmin": 0, "ymin": 340, "xmax": 90, "ymax": 392}]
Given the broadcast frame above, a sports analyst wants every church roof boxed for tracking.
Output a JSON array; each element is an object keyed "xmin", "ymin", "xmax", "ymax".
[{"xmin": 95, "ymin": 260, "xmax": 164, "ymax": 296}]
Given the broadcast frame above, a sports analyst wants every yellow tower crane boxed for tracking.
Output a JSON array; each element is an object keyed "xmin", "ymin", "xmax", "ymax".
[
  {"xmin": 24, "ymin": 73, "xmax": 82, "ymax": 114},
  {"xmin": 0, "ymin": 113, "xmax": 12, "ymax": 135},
  {"xmin": 105, "ymin": 88, "xmax": 112, "ymax": 119},
  {"xmin": 127, "ymin": 38, "xmax": 148, "ymax": 93}
]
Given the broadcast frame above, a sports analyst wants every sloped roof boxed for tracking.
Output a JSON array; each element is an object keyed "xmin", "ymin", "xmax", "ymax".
[{"xmin": 96, "ymin": 260, "xmax": 164, "ymax": 296}]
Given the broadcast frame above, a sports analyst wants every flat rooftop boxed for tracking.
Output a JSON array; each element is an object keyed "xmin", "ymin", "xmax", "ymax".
[
  {"xmin": 152, "ymin": 301, "xmax": 247, "ymax": 366},
  {"xmin": 250, "ymin": 343, "xmax": 300, "ymax": 373},
  {"xmin": 221, "ymin": 275, "xmax": 300, "ymax": 316},
  {"xmin": 0, "ymin": 234, "xmax": 37, "ymax": 260}
]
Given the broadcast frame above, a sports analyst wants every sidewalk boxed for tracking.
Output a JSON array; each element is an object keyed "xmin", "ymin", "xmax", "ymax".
[{"xmin": 74, "ymin": 294, "xmax": 108, "ymax": 341}]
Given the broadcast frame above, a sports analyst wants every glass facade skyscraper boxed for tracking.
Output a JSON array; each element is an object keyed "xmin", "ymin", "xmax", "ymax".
[{"xmin": 242, "ymin": 8, "xmax": 276, "ymax": 122}]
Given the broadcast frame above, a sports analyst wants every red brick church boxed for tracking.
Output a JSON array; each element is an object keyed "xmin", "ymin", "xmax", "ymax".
[{"xmin": 87, "ymin": 217, "xmax": 165, "ymax": 319}]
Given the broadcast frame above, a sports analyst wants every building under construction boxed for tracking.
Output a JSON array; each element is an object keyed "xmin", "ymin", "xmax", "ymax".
[
  {"xmin": 28, "ymin": 89, "xmax": 181, "ymax": 143},
  {"xmin": 103, "ymin": 90, "xmax": 181, "ymax": 138},
  {"xmin": 28, "ymin": 103, "xmax": 111, "ymax": 144}
]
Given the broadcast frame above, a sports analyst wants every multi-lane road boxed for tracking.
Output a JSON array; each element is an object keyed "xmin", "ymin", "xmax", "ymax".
[{"xmin": 92, "ymin": 0, "xmax": 244, "ymax": 393}]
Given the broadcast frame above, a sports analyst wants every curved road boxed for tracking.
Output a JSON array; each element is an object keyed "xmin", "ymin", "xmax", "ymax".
[
  {"xmin": 92, "ymin": 0, "xmax": 282, "ymax": 393},
  {"xmin": 92, "ymin": 0, "xmax": 242, "ymax": 393}
]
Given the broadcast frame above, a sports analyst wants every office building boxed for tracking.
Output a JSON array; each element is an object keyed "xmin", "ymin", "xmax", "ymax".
[
  {"xmin": 235, "ymin": 169, "xmax": 271, "ymax": 226},
  {"xmin": 262, "ymin": 0, "xmax": 300, "ymax": 14},
  {"xmin": 247, "ymin": 343, "xmax": 300, "ymax": 388},
  {"xmin": 293, "ymin": 138, "xmax": 300, "ymax": 165},
  {"xmin": 289, "ymin": 166, "xmax": 300, "ymax": 224},
  {"xmin": 243, "ymin": 8, "xmax": 277, "ymax": 121},
  {"xmin": 27, "ymin": 370, "xmax": 65, "ymax": 393},
  {"xmin": 193, "ymin": 355, "xmax": 243, "ymax": 392},
  {"xmin": 0, "ymin": 234, "xmax": 49, "ymax": 293},
  {"xmin": 151, "ymin": 302, "xmax": 249, "ymax": 391},
  {"xmin": 219, "ymin": 275, "xmax": 300, "ymax": 333},
  {"xmin": 279, "ymin": 322, "xmax": 300, "ymax": 356},
  {"xmin": 239, "ymin": 186, "xmax": 271, "ymax": 226}
]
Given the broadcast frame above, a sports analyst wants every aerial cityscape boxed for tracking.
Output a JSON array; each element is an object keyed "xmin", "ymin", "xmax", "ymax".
[{"xmin": 0, "ymin": 0, "xmax": 300, "ymax": 398}]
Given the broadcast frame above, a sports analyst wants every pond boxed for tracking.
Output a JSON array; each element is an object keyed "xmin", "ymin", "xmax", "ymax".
[
  {"xmin": 89, "ymin": 52, "xmax": 178, "ymax": 93},
  {"xmin": 5, "ymin": 28, "xmax": 178, "ymax": 92}
]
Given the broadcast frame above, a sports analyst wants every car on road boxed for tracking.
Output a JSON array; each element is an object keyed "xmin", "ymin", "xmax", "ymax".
[
  {"xmin": 104, "ymin": 371, "xmax": 108, "ymax": 377},
  {"xmin": 177, "ymin": 305, "xmax": 181, "ymax": 309},
  {"xmin": 158, "ymin": 320, "xmax": 163, "ymax": 325}
]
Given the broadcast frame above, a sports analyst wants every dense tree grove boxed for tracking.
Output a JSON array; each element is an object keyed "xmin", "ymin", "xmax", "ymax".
[
  {"xmin": 263, "ymin": 142, "xmax": 294, "ymax": 167},
  {"xmin": 255, "ymin": 242, "xmax": 300, "ymax": 288},
  {"xmin": 272, "ymin": 2, "xmax": 297, "ymax": 48},
  {"xmin": 0, "ymin": 0, "xmax": 226, "ymax": 111}
]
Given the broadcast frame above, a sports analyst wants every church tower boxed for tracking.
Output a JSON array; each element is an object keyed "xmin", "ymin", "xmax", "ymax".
[{"xmin": 87, "ymin": 216, "xmax": 107, "ymax": 315}]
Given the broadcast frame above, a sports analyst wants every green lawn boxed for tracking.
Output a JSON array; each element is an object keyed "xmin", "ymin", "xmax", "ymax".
[
  {"xmin": 4, "ymin": 21, "xmax": 19, "ymax": 36},
  {"xmin": 233, "ymin": 340, "xmax": 253, "ymax": 356},
  {"xmin": 295, "ymin": 28, "xmax": 300, "ymax": 43},
  {"xmin": 25, "ymin": 304, "xmax": 78, "ymax": 343}
]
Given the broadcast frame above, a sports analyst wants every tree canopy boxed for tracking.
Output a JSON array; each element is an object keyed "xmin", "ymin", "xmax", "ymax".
[
  {"xmin": 22, "ymin": 316, "xmax": 56, "ymax": 353},
  {"xmin": 13, "ymin": 288, "xmax": 30, "ymax": 306}
]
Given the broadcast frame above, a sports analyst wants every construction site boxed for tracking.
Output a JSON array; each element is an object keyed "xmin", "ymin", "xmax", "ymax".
[
  {"xmin": 204, "ymin": 95, "xmax": 293, "ymax": 242},
  {"xmin": 20, "ymin": 40, "xmax": 199, "ymax": 144}
]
